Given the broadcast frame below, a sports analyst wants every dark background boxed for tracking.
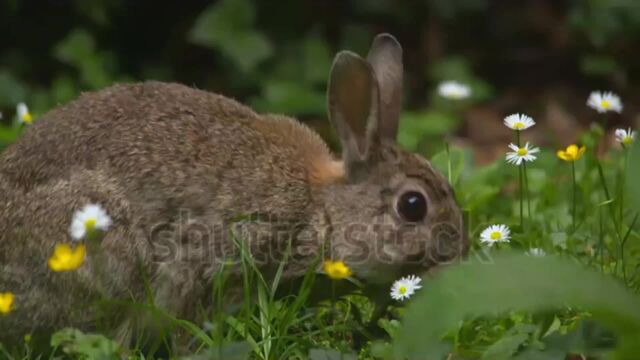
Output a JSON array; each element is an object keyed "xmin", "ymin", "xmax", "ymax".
[{"xmin": 1, "ymin": 0, "xmax": 639, "ymax": 161}]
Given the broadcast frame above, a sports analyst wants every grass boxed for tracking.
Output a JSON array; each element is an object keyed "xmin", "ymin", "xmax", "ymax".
[{"xmin": 1, "ymin": 115, "xmax": 640, "ymax": 360}]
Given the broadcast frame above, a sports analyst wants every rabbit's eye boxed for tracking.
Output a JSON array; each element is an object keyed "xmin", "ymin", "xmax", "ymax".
[{"xmin": 397, "ymin": 191, "xmax": 428, "ymax": 222}]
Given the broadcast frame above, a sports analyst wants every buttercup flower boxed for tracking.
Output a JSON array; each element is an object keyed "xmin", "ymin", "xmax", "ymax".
[
  {"xmin": 17, "ymin": 103, "xmax": 32, "ymax": 124},
  {"xmin": 322, "ymin": 260, "xmax": 352, "ymax": 280},
  {"xmin": 0, "ymin": 292, "xmax": 14, "ymax": 315},
  {"xmin": 506, "ymin": 142, "xmax": 540, "ymax": 166},
  {"xmin": 70, "ymin": 204, "xmax": 112, "ymax": 241},
  {"xmin": 480, "ymin": 224, "xmax": 511, "ymax": 246},
  {"xmin": 504, "ymin": 113, "xmax": 535, "ymax": 131},
  {"xmin": 437, "ymin": 81, "xmax": 471, "ymax": 100},
  {"xmin": 390, "ymin": 275, "xmax": 422, "ymax": 301},
  {"xmin": 48, "ymin": 243, "xmax": 86, "ymax": 272},
  {"xmin": 527, "ymin": 248, "xmax": 546, "ymax": 257},
  {"xmin": 615, "ymin": 128, "xmax": 635, "ymax": 147},
  {"xmin": 587, "ymin": 91, "xmax": 623, "ymax": 113},
  {"xmin": 557, "ymin": 145, "xmax": 586, "ymax": 162}
]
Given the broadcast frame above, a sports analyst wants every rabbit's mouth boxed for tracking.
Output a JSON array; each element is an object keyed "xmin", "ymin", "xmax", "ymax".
[{"xmin": 346, "ymin": 237, "xmax": 466, "ymax": 284}]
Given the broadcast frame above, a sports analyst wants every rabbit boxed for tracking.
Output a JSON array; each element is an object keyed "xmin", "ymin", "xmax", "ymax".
[{"xmin": 0, "ymin": 33, "xmax": 467, "ymax": 344}]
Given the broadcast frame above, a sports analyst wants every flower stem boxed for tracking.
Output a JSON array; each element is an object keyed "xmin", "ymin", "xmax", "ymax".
[
  {"xmin": 516, "ymin": 131, "xmax": 523, "ymax": 228},
  {"xmin": 524, "ymin": 162, "xmax": 531, "ymax": 218},
  {"xmin": 599, "ymin": 205, "xmax": 604, "ymax": 272},
  {"xmin": 571, "ymin": 162, "xmax": 576, "ymax": 232},
  {"xmin": 617, "ymin": 148, "xmax": 628, "ymax": 276},
  {"xmin": 445, "ymin": 141, "xmax": 452, "ymax": 185},
  {"xmin": 620, "ymin": 148, "xmax": 628, "ymax": 229},
  {"xmin": 519, "ymin": 166, "xmax": 524, "ymax": 229}
]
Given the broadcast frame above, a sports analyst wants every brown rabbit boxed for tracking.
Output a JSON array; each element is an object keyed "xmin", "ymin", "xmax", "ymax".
[{"xmin": 0, "ymin": 34, "xmax": 467, "ymax": 342}]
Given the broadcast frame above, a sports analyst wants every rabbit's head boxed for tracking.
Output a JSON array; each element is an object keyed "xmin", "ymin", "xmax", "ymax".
[{"xmin": 316, "ymin": 34, "xmax": 467, "ymax": 282}]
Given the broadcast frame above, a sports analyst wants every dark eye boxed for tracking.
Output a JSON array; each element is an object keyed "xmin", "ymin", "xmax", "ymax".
[{"xmin": 397, "ymin": 191, "xmax": 428, "ymax": 222}]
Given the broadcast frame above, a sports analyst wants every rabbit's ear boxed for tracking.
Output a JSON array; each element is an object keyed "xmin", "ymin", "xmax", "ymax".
[
  {"xmin": 367, "ymin": 33, "xmax": 403, "ymax": 143},
  {"xmin": 327, "ymin": 50, "xmax": 380, "ymax": 181}
]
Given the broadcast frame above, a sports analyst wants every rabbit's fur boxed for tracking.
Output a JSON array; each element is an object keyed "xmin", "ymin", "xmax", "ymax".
[{"xmin": 0, "ymin": 34, "xmax": 467, "ymax": 342}]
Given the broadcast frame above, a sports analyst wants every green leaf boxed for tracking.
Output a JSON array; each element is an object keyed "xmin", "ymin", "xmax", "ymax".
[
  {"xmin": 626, "ymin": 143, "xmax": 640, "ymax": 211},
  {"xmin": 251, "ymin": 81, "xmax": 325, "ymax": 115},
  {"xmin": 430, "ymin": 147, "xmax": 465, "ymax": 185},
  {"xmin": 184, "ymin": 342, "xmax": 252, "ymax": 360},
  {"xmin": 481, "ymin": 333, "xmax": 528, "ymax": 360},
  {"xmin": 54, "ymin": 29, "xmax": 95, "ymax": 67},
  {"xmin": 308, "ymin": 348, "xmax": 357, "ymax": 360},
  {"xmin": 189, "ymin": 0, "xmax": 272, "ymax": 73},
  {"xmin": 302, "ymin": 37, "xmax": 332, "ymax": 85},
  {"xmin": 397, "ymin": 111, "xmax": 460, "ymax": 150},
  {"xmin": 393, "ymin": 253, "xmax": 640, "ymax": 359},
  {"xmin": 0, "ymin": 70, "xmax": 28, "ymax": 106},
  {"xmin": 50, "ymin": 328, "xmax": 121, "ymax": 360}
]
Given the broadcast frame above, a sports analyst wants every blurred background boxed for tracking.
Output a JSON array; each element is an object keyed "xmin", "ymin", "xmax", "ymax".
[{"xmin": 1, "ymin": 0, "xmax": 639, "ymax": 162}]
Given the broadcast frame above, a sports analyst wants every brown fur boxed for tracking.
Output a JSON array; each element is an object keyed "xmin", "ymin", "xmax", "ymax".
[{"xmin": 0, "ymin": 34, "xmax": 467, "ymax": 344}]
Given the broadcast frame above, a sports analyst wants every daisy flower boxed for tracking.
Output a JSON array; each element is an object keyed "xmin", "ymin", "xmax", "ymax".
[
  {"xmin": 48, "ymin": 243, "xmax": 86, "ymax": 272},
  {"xmin": 0, "ymin": 292, "xmax": 14, "ymax": 315},
  {"xmin": 390, "ymin": 274, "xmax": 422, "ymax": 301},
  {"xmin": 322, "ymin": 260, "xmax": 352, "ymax": 280},
  {"xmin": 16, "ymin": 103, "xmax": 32, "ymax": 124},
  {"xmin": 526, "ymin": 248, "xmax": 546, "ymax": 257},
  {"xmin": 504, "ymin": 113, "xmax": 535, "ymax": 131},
  {"xmin": 437, "ymin": 81, "xmax": 471, "ymax": 100},
  {"xmin": 69, "ymin": 204, "xmax": 112, "ymax": 241},
  {"xmin": 615, "ymin": 128, "xmax": 635, "ymax": 147},
  {"xmin": 480, "ymin": 224, "xmax": 511, "ymax": 246},
  {"xmin": 587, "ymin": 91, "xmax": 623, "ymax": 113},
  {"xmin": 506, "ymin": 142, "xmax": 540, "ymax": 166},
  {"xmin": 557, "ymin": 144, "xmax": 586, "ymax": 162}
]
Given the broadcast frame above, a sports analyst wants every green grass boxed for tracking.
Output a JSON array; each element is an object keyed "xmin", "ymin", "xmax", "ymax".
[{"xmin": 2, "ymin": 116, "xmax": 640, "ymax": 359}]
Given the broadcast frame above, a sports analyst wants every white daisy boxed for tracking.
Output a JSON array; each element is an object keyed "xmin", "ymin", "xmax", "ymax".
[
  {"xmin": 505, "ymin": 142, "xmax": 540, "ymax": 166},
  {"xmin": 390, "ymin": 274, "xmax": 422, "ymax": 301},
  {"xmin": 16, "ymin": 103, "xmax": 32, "ymax": 124},
  {"xmin": 587, "ymin": 91, "xmax": 623, "ymax": 113},
  {"xmin": 526, "ymin": 248, "xmax": 546, "ymax": 257},
  {"xmin": 504, "ymin": 113, "xmax": 535, "ymax": 131},
  {"xmin": 480, "ymin": 224, "xmax": 511, "ymax": 246},
  {"xmin": 437, "ymin": 81, "xmax": 471, "ymax": 100},
  {"xmin": 69, "ymin": 203, "xmax": 112, "ymax": 241},
  {"xmin": 615, "ymin": 128, "xmax": 635, "ymax": 147}
]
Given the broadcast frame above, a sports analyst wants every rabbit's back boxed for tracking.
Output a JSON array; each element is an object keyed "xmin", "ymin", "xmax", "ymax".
[
  {"xmin": 0, "ymin": 81, "xmax": 339, "ymax": 220},
  {"xmin": 0, "ymin": 81, "xmax": 257, "ymax": 191}
]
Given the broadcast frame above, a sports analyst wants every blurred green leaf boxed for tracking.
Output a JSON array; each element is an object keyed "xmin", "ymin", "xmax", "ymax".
[
  {"xmin": 302, "ymin": 37, "xmax": 332, "ymax": 85},
  {"xmin": 393, "ymin": 253, "xmax": 640, "ymax": 359},
  {"xmin": 51, "ymin": 328, "xmax": 121, "ymax": 360},
  {"xmin": 54, "ymin": 29, "xmax": 95, "ymax": 67},
  {"xmin": 627, "ymin": 143, "xmax": 640, "ymax": 212},
  {"xmin": 308, "ymin": 348, "xmax": 357, "ymax": 360},
  {"xmin": 397, "ymin": 111, "xmax": 459, "ymax": 150},
  {"xmin": 481, "ymin": 333, "xmax": 528, "ymax": 360},
  {"xmin": 580, "ymin": 54, "xmax": 618, "ymax": 76},
  {"xmin": 54, "ymin": 29, "xmax": 113, "ymax": 89},
  {"xmin": 251, "ymin": 81, "xmax": 325, "ymax": 115},
  {"xmin": 0, "ymin": 70, "xmax": 28, "ymax": 106},
  {"xmin": 184, "ymin": 342, "xmax": 252, "ymax": 360},
  {"xmin": 190, "ymin": 0, "xmax": 273, "ymax": 73},
  {"xmin": 431, "ymin": 147, "xmax": 465, "ymax": 185}
]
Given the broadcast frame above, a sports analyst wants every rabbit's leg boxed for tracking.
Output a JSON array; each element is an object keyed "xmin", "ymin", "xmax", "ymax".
[{"xmin": 0, "ymin": 168, "xmax": 151, "ymax": 343}]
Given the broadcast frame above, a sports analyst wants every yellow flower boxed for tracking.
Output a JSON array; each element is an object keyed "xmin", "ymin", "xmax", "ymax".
[
  {"xmin": 48, "ymin": 243, "xmax": 86, "ymax": 272},
  {"xmin": 0, "ymin": 292, "xmax": 14, "ymax": 315},
  {"xmin": 322, "ymin": 260, "xmax": 352, "ymax": 280},
  {"xmin": 557, "ymin": 145, "xmax": 586, "ymax": 162}
]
